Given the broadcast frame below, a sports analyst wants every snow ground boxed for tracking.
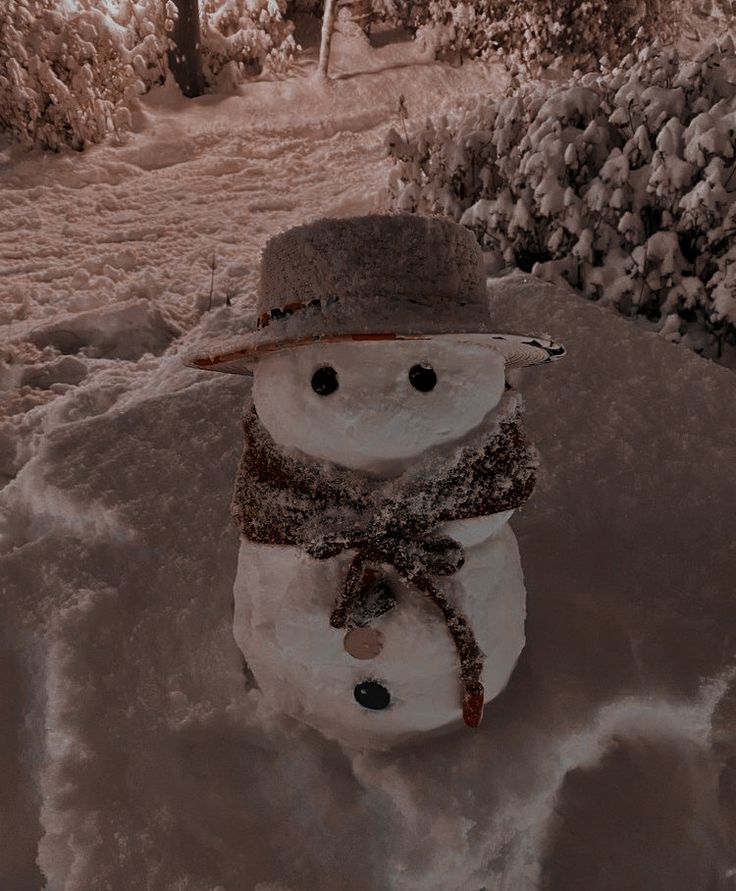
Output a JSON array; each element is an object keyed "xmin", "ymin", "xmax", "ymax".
[
  {"xmin": 2, "ymin": 23, "xmax": 736, "ymax": 891},
  {"xmin": 0, "ymin": 24, "xmax": 505, "ymax": 463}
]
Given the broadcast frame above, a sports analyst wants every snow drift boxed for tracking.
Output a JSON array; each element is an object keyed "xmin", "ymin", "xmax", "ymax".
[{"xmin": 1, "ymin": 271, "xmax": 734, "ymax": 889}]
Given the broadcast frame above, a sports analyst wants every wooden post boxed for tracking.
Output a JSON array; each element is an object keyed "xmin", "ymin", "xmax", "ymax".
[
  {"xmin": 168, "ymin": 0, "xmax": 205, "ymax": 98},
  {"xmin": 318, "ymin": 0, "xmax": 337, "ymax": 79}
]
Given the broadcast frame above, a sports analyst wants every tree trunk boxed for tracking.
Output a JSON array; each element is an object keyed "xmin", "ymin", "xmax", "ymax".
[
  {"xmin": 168, "ymin": 0, "xmax": 205, "ymax": 98},
  {"xmin": 317, "ymin": 0, "xmax": 337, "ymax": 79}
]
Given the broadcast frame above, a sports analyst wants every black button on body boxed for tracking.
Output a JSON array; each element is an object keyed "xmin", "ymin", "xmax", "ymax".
[{"xmin": 354, "ymin": 680, "xmax": 391, "ymax": 710}]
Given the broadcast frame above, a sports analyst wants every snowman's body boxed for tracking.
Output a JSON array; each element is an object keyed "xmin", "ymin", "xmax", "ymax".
[
  {"xmin": 233, "ymin": 511, "xmax": 525, "ymax": 749},
  {"xmin": 231, "ymin": 337, "xmax": 530, "ymax": 750}
]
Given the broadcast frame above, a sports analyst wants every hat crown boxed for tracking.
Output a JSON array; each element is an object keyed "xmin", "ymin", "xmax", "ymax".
[
  {"xmin": 258, "ymin": 214, "xmax": 488, "ymax": 324},
  {"xmin": 186, "ymin": 215, "xmax": 565, "ymax": 375}
]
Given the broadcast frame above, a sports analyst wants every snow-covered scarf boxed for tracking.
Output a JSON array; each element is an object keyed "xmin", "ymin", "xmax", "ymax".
[{"xmin": 232, "ymin": 391, "xmax": 537, "ymax": 729}]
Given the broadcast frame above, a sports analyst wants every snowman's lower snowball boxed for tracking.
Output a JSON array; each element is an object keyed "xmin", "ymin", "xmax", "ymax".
[{"xmin": 232, "ymin": 512, "xmax": 526, "ymax": 749}]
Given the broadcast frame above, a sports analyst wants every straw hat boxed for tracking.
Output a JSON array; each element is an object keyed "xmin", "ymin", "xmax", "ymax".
[{"xmin": 188, "ymin": 214, "xmax": 565, "ymax": 375}]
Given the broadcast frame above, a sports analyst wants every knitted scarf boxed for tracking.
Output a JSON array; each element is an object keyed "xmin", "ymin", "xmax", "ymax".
[{"xmin": 231, "ymin": 391, "xmax": 537, "ymax": 728}]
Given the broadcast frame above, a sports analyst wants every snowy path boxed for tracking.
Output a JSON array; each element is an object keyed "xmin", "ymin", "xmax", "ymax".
[
  {"xmin": 0, "ymin": 38, "xmax": 507, "ymax": 471},
  {"xmin": 0, "ymin": 34, "xmax": 505, "ymax": 333},
  {"xmin": 1, "ymin": 101, "xmax": 384, "ymax": 329},
  {"xmin": 0, "ymin": 32, "xmax": 507, "ymax": 434}
]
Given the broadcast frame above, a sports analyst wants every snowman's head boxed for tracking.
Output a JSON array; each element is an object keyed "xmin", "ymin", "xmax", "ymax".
[{"xmin": 251, "ymin": 336, "xmax": 507, "ymax": 476}]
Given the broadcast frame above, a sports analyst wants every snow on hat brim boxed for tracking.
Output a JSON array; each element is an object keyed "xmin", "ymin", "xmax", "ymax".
[{"xmin": 187, "ymin": 331, "xmax": 565, "ymax": 376}]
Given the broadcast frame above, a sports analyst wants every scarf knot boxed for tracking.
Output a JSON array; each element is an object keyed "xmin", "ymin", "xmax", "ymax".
[{"xmin": 305, "ymin": 530, "xmax": 465, "ymax": 578}]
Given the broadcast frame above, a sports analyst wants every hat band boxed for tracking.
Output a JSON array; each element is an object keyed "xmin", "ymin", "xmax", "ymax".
[{"xmin": 257, "ymin": 295, "xmax": 339, "ymax": 330}]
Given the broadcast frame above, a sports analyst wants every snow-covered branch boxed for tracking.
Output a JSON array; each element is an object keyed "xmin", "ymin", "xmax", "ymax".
[{"xmin": 387, "ymin": 39, "xmax": 736, "ymax": 360}]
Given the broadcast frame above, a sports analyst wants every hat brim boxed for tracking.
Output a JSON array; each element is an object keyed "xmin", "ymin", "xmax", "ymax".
[{"xmin": 186, "ymin": 331, "xmax": 565, "ymax": 376}]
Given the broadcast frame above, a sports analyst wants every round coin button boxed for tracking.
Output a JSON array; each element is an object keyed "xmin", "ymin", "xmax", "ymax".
[{"xmin": 344, "ymin": 626, "xmax": 384, "ymax": 660}]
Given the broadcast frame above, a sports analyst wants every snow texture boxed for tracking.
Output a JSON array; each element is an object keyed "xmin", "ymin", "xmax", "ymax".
[
  {"xmin": 1, "ymin": 23, "xmax": 735, "ymax": 888},
  {"xmin": 2, "ymin": 267, "xmax": 735, "ymax": 888},
  {"xmin": 24, "ymin": 298, "xmax": 182, "ymax": 360}
]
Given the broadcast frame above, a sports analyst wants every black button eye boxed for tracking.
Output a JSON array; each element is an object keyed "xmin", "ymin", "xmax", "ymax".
[
  {"xmin": 409, "ymin": 363, "xmax": 437, "ymax": 392},
  {"xmin": 311, "ymin": 366, "xmax": 338, "ymax": 396}
]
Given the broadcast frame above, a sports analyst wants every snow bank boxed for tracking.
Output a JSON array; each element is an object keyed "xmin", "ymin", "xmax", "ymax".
[
  {"xmin": 1, "ymin": 272, "xmax": 734, "ymax": 889},
  {"xmin": 25, "ymin": 298, "xmax": 182, "ymax": 361}
]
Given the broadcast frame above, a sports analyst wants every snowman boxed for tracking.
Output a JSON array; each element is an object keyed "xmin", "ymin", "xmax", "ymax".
[{"xmin": 190, "ymin": 214, "xmax": 564, "ymax": 751}]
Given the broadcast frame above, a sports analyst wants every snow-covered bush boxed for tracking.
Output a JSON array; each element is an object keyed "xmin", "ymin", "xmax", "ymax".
[
  {"xmin": 0, "ymin": 0, "xmax": 296, "ymax": 150},
  {"xmin": 401, "ymin": 0, "xmax": 683, "ymax": 72},
  {"xmin": 0, "ymin": 0, "xmax": 165, "ymax": 150},
  {"xmin": 200, "ymin": 0, "xmax": 298, "ymax": 81},
  {"xmin": 341, "ymin": 0, "xmax": 680, "ymax": 67},
  {"xmin": 387, "ymin": 40, "xmax": 736, "ymax": 359},
  {"xmin": 366, "ymin": 0, "xmax": 421, "ymax": 29}
]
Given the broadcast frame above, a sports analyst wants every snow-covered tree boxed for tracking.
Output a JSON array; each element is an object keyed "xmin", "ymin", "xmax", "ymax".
[
  {"xmin": 199, "ymin": 0, "xmax": 297, "ymax": 83},
  {"xmin": 317, "ymin": 0, "xmax": 337, "ymax": 78},
  {"xmin": 0, "ymin": 0, "xmax": 164, "ymax": 150},
  {"xmin": 377, "ymin": 0, "xmax": 684, "ymax": 72},
  {"xmin": 387, "ymin": 39, "xmax": 736, "ymax": 360},
  {"xmin": 0, "ymin": 0, "xmax": 297, "ymax": 149}
]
